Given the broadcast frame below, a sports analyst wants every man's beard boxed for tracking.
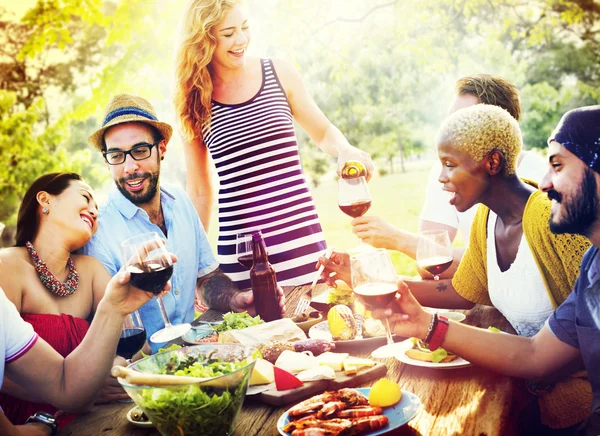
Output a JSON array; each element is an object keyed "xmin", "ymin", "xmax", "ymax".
[
  {"xmin": 548, "ymin": 168, "xmax": 599, "ymax": 236},
  {"xmin": 117, "ymin": 171, "xmax": 160, "ymax": 205}
]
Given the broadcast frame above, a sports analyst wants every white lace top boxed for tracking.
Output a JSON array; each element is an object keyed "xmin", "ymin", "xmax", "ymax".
[{"xmin": 486, "ymin": 212, "xmax": 554, "ymax": 337}]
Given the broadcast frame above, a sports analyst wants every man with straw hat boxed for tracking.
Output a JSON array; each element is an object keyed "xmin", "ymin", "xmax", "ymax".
[{"xmin": 83, "ymin": 94, "xmax": 284, "ymax": 353}]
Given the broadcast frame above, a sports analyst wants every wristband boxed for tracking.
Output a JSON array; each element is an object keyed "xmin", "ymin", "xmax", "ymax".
[
  {"xmin": 424, "ymin": 313, "xmax": 438, "ymax": 343},
  {"xmin": 428, "ymin": 315, "xmax": 449, "ymax": 351}
]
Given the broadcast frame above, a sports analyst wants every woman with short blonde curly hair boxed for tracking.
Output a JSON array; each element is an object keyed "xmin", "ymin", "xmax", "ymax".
[
  {"xmin": 173, "ymin": 0, "xmax": 374, "ymax": 290},
  {"xmin": 437, "ymin": 104, "xmax": 522, "ymax": 176}
]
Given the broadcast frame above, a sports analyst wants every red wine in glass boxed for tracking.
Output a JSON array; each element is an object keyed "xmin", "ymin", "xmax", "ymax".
[
  {"xmin": 127, "ymin": 263, "xmax": 174, "ymax": 294},
  {"xmin": 339, "ymin": 200, "xmax": 371, "ymax": 218},
  {"xmin": 117, "ymin": 327, "xmax": 146, "ymax": 359},
  {"xmin": 418, "ymin": 256, "xmax": 453, "ymax": 277},
  {"xmin": 237, "ymin": 254, "xmax": 253, "ymax": 269},
  {"xmin": 353, "ymin": 282, "xmax": 397, "ymax": 308}
]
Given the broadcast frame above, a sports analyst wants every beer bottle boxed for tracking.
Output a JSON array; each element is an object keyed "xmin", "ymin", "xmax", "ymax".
[
  {"xmin": 250, "ymin": 230, "xmax": 282, "ymax": 322},
  {"xmin": 341, "ymin": 160, "xmax": 367, "ymax": 179}
]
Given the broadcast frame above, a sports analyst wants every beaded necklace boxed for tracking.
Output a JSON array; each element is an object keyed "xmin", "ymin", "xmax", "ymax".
[{"xmin": 25, "ymin": 241, "xmax": 79, "ymax": 297}]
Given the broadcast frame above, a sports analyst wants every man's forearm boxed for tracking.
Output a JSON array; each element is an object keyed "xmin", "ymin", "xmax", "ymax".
[{"xmin": 198, "ymin": 269, "xmax": 239, "ymax": 312}]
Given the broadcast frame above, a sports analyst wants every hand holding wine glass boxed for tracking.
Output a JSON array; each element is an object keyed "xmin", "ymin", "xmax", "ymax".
[
  {"xmin": 416, "ymin": 230, "xmax": 453, "ymax": 280},
  {"xmin": 122, "ymin": 232, "xmax": 190, "ymax": 343},
  {"xmin": 351, "ymin": 248, "xmax": 402, "ymax": 359}
]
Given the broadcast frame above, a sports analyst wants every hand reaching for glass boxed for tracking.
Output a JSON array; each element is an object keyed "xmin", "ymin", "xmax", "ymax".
[
  {"xmin": 316, "ymin": 250, "xmax": 352, "ymax": 287},
  {"xmin": 370, "ymin": 280, "xmax": 433, "ymax": 340},
  {"xmin": 351, "ymin": 215, "xmax": 401, "ymax": 250}
]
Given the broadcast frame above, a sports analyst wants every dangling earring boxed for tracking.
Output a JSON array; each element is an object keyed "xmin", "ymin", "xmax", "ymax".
[{"xmin": 42, "ymin": 207, "xmax": 49, "ymax": 215}]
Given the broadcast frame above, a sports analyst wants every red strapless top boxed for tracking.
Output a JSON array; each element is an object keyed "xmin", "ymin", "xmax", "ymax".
[{"xmin": 0, "ymin": 313, "xmax": 90, "ymax": 427}]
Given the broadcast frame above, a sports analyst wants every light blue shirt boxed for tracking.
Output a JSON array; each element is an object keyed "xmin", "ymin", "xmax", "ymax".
[{"xmin": 82, "ymin": 184, "xmax": 218, "ymax": 351}]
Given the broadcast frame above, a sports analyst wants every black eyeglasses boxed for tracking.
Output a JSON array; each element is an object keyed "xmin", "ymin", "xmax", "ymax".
[{"xmin": 103, "ymin": 142, "xmax": 160, "ymax": 165}]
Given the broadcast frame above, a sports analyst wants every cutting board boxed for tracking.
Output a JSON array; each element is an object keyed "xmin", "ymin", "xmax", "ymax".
[{"xmin": 252, "ymin": 362, "xmax": 387, "ymax": 406}]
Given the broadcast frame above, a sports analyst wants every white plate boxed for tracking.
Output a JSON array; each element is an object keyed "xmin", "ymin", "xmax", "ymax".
[
  {"xmin": 394, "ymin": 338, "xmax": 471, "ymax": 369},
  {"xmin": 423, "ymin": 308, "xmax": 467, "ymax": 323},
  {"xmin": 437, "ymin": 311, "xmax": 466, "ymax": 323},
  {"xmin": 126, "ymin": 406, "xmax": 154, "ymax": 428}
]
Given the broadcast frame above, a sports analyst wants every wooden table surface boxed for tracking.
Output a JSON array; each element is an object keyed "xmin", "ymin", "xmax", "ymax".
[{"xmin": 60, "ymin": 284, "xmax": 517, "ymax": 436}]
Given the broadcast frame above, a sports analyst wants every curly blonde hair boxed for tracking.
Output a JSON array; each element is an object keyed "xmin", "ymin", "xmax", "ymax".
[
  {"xmin": 174, "ymin": 0, "xmax": 242, "ymax": 140},
  {"xmin": 437, "ymin": 104, "xmax": 522, "ymax": 175}
]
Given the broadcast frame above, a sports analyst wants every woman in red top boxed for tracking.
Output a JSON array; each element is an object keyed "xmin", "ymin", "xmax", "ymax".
[{"xmin": 0, "ymin": 172, "xmax": 129, "ymax": 427}]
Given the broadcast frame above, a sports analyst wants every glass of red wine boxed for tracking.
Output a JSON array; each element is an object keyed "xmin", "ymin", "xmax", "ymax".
[
  {"xmin": 236, "ymin": 232, "xmax": 254, "ymax": 269},
  {"xmin": 117, "ymin": 310, "xmax": 146, "ymax": 360},
  {"xmin": 338, "ymin": 176, "xmax": 372, "ymax": 219},
  {"xmin": 416, "ymin": 229, "xmax": 453, "ymax": 280},
  {"xmin": 350, "ymin": 248, "xmax": 402, "ymax": 359},
  {"xmin": 122, "ymin": 232, "xmax": 190, "ymax": 343}
]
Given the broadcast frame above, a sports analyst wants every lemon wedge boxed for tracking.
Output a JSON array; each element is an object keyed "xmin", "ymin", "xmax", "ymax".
[{"xmin": 369, "ymin": 378, "xmax": 402, "ymax": 407}]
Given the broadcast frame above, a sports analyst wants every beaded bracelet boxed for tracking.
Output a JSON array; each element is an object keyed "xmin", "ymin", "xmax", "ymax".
[
  {"xmin": 428, "ymin": 315, "xmax": 449, "ymax": 351},
  {"xmin": 424, "ymin": 313, "xmax": 438, "ymax": 343}
]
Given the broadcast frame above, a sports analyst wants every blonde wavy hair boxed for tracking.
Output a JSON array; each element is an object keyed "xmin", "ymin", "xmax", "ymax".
[
  {"xmin": 174, "ymin": 0, "xmax": 243, "ymax": 140},
  {"xmin": 437, "ymin": 104, "xmax": 522, "ymax": 175}
]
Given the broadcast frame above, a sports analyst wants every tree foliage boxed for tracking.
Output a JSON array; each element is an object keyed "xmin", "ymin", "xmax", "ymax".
[{"xmin": 0, "ymin": 0, "xmax": 599, "ymax": 224}]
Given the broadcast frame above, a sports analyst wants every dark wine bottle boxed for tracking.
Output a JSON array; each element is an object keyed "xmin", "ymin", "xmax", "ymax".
[{"xmin": 250, "ymin": 230, "xmax": 282, "ymax": 322}]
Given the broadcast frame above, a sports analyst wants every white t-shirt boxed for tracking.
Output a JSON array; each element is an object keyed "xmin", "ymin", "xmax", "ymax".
[
  {"xmin": 419, "ymin": 151, "xmax": 548, "ymax": 243},
  {"xmin": 486, "ymin": 211, "xmax": 554, "ymax": 337},
  {"xmin": 1, "ymin": 289, "xmax": 38, "ymax": 393}
]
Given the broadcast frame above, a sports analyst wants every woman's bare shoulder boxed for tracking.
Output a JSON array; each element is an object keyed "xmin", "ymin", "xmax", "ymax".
[{"xmin": 0, "ymin": 246, "xmax": 29, "ymax": 267}]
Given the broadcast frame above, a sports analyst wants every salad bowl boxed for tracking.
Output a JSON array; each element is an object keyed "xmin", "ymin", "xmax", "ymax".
[{"xmin": 118, "ymin": 344, "xmax": 256, "ymax": 436}]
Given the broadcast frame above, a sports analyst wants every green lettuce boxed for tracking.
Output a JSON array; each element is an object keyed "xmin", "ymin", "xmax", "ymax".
[{"xmin": 214, "ymin": 311, "xmax": 263, "ymax": 332}]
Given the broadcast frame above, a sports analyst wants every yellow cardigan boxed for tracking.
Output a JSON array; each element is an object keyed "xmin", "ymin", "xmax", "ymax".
[
  {"xmin": 453, "ymin": 189, "xmax": 589, "ymax": 308},
  {"xmin": 452, "ymin": 188, "xmax": 592, "ymax": 428}
]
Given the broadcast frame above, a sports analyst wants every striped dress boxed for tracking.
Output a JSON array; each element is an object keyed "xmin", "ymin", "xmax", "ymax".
[{"xmin": 202, "ymin": 58, "xmax": 328, "ymax": 290}]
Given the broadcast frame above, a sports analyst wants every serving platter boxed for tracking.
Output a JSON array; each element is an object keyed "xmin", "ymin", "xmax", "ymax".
[
  {"xmin": 308, "ymin": 321, "xmax": 401, "ymax": 352},
  {"xmin": 248, "ymin": 362, "xmax": 388, "ymax": 406}
]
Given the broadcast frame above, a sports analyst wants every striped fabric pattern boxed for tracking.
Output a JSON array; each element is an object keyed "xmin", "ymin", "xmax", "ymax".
[{"xmin": 202, "ymin": 58, "xmax": 327, "ymax": 290}]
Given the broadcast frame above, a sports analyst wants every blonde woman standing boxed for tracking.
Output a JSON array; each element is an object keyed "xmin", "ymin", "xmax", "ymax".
[{"xmin": 174, "ymin": 0, "xmax": 373, "ymax": 290}]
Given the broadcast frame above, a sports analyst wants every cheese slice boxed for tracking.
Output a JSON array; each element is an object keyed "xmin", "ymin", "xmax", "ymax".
[
  {"xmin": 249, "ymin": 358, "xmax": 275, "ymax": 386},
  {"xmin": 296, "ymin": 366, "xmax": 336, "ymax": 382},
  {"xmin": 316, "ymin": 352, "xmax": 349, "ymax": 371},
  {"xmin": 275, "ymin": 350, "xmax": 319, "ymax": 374},
  {"xmin": 343, "ymin": 357, "xmax": 376, "ymax": 368}
]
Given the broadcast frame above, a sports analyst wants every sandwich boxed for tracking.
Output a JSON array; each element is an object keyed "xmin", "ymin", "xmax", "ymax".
[
  {"xmin": 405, "ymin": 338, "xmax": 458, "ymax": 363},
  {"xmin": 327, "ymin": 280, "xmax": 355, "ymax": 306}
]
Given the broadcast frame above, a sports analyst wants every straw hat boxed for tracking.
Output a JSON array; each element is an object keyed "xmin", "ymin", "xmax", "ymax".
[{"xmin": 88, "ymin": 94, "xmax": 173, "ymax": 151}]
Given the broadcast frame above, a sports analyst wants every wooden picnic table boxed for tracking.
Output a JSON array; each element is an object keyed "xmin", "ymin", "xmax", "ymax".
[{"xmin": 60, "ymin": 284, "xmax": 517, "ymax": 436}]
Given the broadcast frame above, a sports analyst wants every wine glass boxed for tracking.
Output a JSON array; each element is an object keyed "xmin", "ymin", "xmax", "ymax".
[
  {"xmin": 236, "ymin": 232, "xmax": 253, "ymax": 269},
  {"xmin": 122, "ymin": 232, "xmax": 191, "ymax": 343},
  {"xmin": 416, "ymin": 230, "xmax": 453, "ymax": 280},
  {"xmin": 117, "ymin": 310, "xmax": 146, "ymax": 360},
  {"xmin": 338, "ymin": 176, "xmax": 371, "ymax": 219},
  {"xmin": 350, "ymin": 248, "xmax": 402, "ymax": 359}
]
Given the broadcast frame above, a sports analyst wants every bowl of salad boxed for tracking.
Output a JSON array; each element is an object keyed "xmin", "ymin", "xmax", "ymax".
[{"xmin": 119, "ymin": 344, "xmax": 257, "ymax": 436}]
